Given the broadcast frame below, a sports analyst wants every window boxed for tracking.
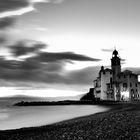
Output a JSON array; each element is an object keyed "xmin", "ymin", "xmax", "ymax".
[
  {"xmin": 123, "ymin": 83, "xmax": 127, "ymax": 91},
  {"xmin": 96, "ymin": 83, "xmax": 98, "ymax": 87},
  {"xmin": 96, "ymin": 90, "xmax": 101, "ymax": 93},
  {"xmin": 130, "ymin": 75, "xmax": 131, "ymax": 78},
  {"xmin": 136, "ymin": 89, "xmax": 138, "ymax": 92},
  {"xmin": 130, "ymin": 83, "xmax": 132, "ymax": 87},
  {"xmin": 124, "ymin": 75, "xmax": 126, "ymax": 78},
  {"xmin": 123, "ymin": 83, "xmax": 127, "ymax": 88},
  {"xmin": 131, "ymin": 89, "xmax": 134, "ymax": 95},
  {"xmin": 136, "ymin": 83, "xmax": 137, "ymax": 87},
  {"xmin": 110, "ymin": 78, "xmax": 113, "ymax": 88}
]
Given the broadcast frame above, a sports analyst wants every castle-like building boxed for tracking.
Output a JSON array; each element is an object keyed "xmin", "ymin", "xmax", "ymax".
[{"xmin": 93, "ymin": 50, "xmax": 140, "ymax": 101}]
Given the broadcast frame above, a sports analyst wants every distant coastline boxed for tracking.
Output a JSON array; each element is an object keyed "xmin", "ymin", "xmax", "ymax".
[{"xmin": 14, "ymin": 100, "xmax": 118, "ymax": 106}]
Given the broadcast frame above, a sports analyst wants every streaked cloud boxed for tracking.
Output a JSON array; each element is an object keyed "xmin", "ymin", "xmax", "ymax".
[
  {"xmin": 0, "ymin": 0, "xmax": 65, "ymax": 32},
  {"xmin": 0, "ymin": 17, "xmax": 15, "ymax": 29},
  {"xmin": 0, "ymin": 0, "xmax": 65, "ymax": 18},
  {"xmin": 32, "ymin": 52, "xmax": 101, "ymax": 62},
  {"xmin": 121, "ymin": 58, "xmax": 126, "ymax": 62},
  {"xmin": 0, "ymin": 0, "xmax": 29, "ymax": 18},
  {"xmin": 0, "ymin": 6, "xmax": 34, "ymax": 18},
  {"xmin": 0, "ymin": 0, "xmax": 29, "ymax": 13},
  {"xmin": 4, "ymin": 39, "xmax": 101, "ymax": 62},
  {"xmin": 9, "ymin": 40, "xmax": 47, "ymax": 57},
  {"xmin": 0, "ymin": 38, "xmax": 101, "ymax": 88},
  {"xmin": 0, "ymin": 37, "xmax": 6, "ymax": 44},
  {"xmin": 0, "ymin": 55, "xmax": 100, "ymax": 87},
  {"xmin": 101, "ymin": 48, "xmax": 114, "ymax": 52}
]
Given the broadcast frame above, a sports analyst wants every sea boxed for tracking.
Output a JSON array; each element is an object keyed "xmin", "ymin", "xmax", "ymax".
[{"xmin": 0, "ymin": 98, "xmax": 109, "ymax": 130}]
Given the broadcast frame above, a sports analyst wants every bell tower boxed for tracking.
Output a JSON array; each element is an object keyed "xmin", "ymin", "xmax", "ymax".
[{"xmin": 111, "ymin": 49, "xmax": 121, "ymax": 82}]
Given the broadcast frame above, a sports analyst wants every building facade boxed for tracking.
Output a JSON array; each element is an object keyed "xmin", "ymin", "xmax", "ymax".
[{"xmin": 93, "ymin": 50, "xmax": 140, "ymax": 101}]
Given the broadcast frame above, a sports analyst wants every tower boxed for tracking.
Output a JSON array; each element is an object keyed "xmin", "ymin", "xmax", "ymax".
[
  {"xmin": 111, "ymin": 49, "xmax": 121, "ymax": 101},
  {"xmin": 111, "ymin": 49, "xmax": 121, "ymax": 82}
]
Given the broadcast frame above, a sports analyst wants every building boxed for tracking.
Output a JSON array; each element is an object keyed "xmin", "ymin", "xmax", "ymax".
[{"xmin": 93, "ymin": 50, "xmax": 140, "ymax": 101}]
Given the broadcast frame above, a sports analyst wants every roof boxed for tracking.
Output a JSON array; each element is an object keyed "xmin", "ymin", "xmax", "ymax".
[
  {"xmin": 100, "ymin": 68, "xmax": 112, "ymax": 73},
  {"xmin": 118, "ymin": 70, "xmax": 138, "ymax": 76},
  {"xmin": 104, "ymin": 68, "xmax": 112, "ymax": 72},
  {"xmin": 113, "ymin": 49, "xmax": 118, "ymax": 56}
]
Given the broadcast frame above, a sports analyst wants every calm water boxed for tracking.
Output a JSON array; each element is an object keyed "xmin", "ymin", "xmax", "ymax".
[{"xmin": 0, "ymin": 104, "xmax": 109, "ymax": 130}]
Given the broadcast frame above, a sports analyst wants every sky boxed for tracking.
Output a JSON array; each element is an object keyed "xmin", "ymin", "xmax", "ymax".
[{"xmin": 0, "ymin": 0, "xmax": 140, "ymax": 97}]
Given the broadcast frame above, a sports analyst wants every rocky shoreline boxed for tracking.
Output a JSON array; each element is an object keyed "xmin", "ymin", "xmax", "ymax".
[{"xmin": 0, "ymin": 102, "xmax": 140, "ymax": 140}]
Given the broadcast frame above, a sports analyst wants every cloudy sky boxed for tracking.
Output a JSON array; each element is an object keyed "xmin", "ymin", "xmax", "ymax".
[{"xmin": 0, "ymin": 0, "xmax": 140, "ymax": 97}]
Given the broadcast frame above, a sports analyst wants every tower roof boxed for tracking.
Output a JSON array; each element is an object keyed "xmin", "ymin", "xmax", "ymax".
[{"xmin": 113, "ymin": 49, "xmax": 118, "ymax": 56}]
